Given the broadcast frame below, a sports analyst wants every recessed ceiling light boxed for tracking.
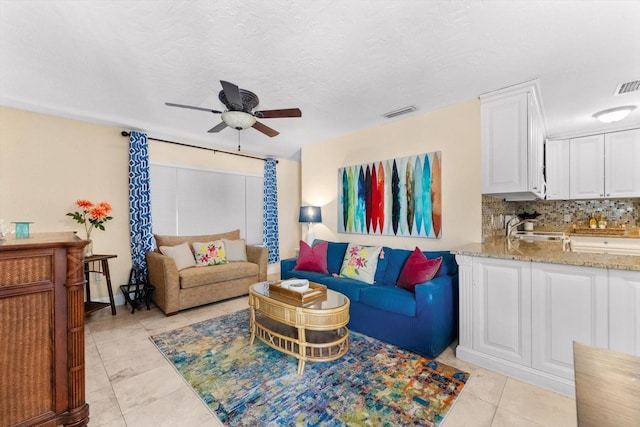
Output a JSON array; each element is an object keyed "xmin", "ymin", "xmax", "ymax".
[{"xmin": 593, "ymin": 106, "xmax": 637, "ymax": 123}]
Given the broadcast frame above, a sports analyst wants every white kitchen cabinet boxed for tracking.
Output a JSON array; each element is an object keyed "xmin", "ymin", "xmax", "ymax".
[
  {"xmin": 605, "ymin": 128, "xmax": 640, "ymax": 198},
  {"xmin": 473, "ymin": 258, "xmax": 531, "ymax": 365},
  {"xmin": 569, "ymin": 134, "xmax": 605, "ymax": 199},
  {"xmin": 481, "ymin": 81, "xmax": 545, "ymax": 200},
  {"xmin": 531, "ymin": 263, "xmax": 608, "ymax": 380},
  {"xmin": 544, "ymin": 139, "xmax": 570, "ymax": 200},
  {"xmin": 608, "ymin": 269, "xmax": 640, "ymax": 356},
  {"xmin": 456, "ymin": 254, "xmax": 640, "ymax": 397},
  {"xmin": 569, "ymin": 128, "xmax": 640, "ymax": 199}
]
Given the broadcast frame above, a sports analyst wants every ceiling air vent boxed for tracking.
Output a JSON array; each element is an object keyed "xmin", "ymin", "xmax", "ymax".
[
  {"xmin": 383, "ymin": 105, "xmax": 417, "ymax": 119},
  {"xmin": 614, "ymin": 80, "xmax": 640, "ymax": 96}
]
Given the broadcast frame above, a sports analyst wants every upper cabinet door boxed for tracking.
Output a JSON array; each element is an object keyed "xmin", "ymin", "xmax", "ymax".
[
  {"xmin": 605, "ymin": 128, "xmax": 640, "ymax": 198},
  {"xmin": 481, "ymin": 92, "xmax": 529, "ymax": 194},
  {"xmin": 545, "ymin": 139, "xmax": 570, "ymax": 200},
  {"xmin": 528, "ymin": 96, "xmax": 546, "ymax": 198},
  {"xmin": 570, "ymin": 134, "xmax": 605, "ymax": 199}
]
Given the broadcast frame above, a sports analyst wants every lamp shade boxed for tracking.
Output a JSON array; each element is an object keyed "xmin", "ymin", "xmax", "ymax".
[
  {"xmin": 221, "ymin": 111, "xmax": 257, "ymax": 130},
  {"xmin": 298, "ymin": 206, "xmax": 322, "ymax": 223}
]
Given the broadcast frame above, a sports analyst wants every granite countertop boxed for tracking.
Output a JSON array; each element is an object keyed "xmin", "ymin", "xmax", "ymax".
[{"xmin": 452, "ymin": 237, "xmax": 640, "ymax": 272}]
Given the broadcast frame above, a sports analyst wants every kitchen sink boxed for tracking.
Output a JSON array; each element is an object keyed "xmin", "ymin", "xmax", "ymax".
[{"xmin": 511, "ymin": 231, "xmax": 566, "ymax": 241}]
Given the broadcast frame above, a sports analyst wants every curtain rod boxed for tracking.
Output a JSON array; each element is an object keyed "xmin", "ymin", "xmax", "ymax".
[{"xmin": 120, "ymin": 131, "xmax": 277, "ymax": 163}]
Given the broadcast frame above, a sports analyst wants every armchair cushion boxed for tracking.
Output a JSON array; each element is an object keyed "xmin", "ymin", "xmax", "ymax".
[
  {"xmin": 223, "ymin": 238, "xmax": 248, "ymax": 262},
  {"xmin": 154, "ymin": 230, "xmax": 240, "ymax": 251},
  {"xmin": 180, "ymin": 262, "xmax": 259, "ymax": 289},
  {"xmin": 158, "ymin": 242, "xmax": 196, "ymax": 271}
]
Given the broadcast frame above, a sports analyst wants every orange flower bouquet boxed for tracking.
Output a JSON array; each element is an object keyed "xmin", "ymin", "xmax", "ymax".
[{"xmin": 67, "ymin": 199, "xmax": 113, "ymax": 241}]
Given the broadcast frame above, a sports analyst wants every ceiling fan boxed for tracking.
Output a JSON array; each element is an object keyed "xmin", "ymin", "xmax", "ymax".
[{"xmin": 165, "ymin": 80, "xmax": 302, "ymax": 137}]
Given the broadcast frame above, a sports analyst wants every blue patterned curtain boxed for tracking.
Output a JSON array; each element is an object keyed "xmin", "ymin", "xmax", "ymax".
[
  {"xmin": 129, "ymin": 131, "xmax": 154, "ymax": 280},
  {"xmin": 263, "ymin": 158, "xmax": 279, "ymax": 264}
]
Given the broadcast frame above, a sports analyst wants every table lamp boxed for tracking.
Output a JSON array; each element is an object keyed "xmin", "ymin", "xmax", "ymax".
[{"xmin": 299, "ymin": 206, "xmax": 322, "ymax": 245}]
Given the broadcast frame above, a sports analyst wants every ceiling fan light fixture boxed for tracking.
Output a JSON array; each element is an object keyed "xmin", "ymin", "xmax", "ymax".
[
  {"xmin": 593, "ymin": 106, "xmax": 636, "ymax": 123},
  {"xmin": 221, "ymin": 111, "xmax": 256, "ymax": 130}
]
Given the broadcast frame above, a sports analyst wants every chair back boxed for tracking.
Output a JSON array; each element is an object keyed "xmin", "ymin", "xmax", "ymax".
[{"xmin": 573, "ymin": 341, "xmax": 640, "ymax": 426}]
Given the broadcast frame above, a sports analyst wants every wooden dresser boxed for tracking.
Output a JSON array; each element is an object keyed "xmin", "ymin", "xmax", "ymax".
[{"xmin": 0, "ymin": 232, "xmax": 89, "ymax": 427}]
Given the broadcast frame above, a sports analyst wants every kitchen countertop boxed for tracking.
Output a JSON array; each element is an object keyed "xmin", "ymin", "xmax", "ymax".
[{"xmin": 452, "ymin": 237, "xmax": 640, "ymax": 272}]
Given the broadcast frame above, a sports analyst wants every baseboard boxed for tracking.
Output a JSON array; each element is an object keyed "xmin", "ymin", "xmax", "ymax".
[
  {"xmin": 456, "ymin": 345, "xmax": 576, "ymax": 398},
  {"xmin": 92, "ymin": 293, "xmax": 126, "ymax": 306}
]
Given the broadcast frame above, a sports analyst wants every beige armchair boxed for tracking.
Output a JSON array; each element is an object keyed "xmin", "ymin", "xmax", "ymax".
[{"xmin": 146, "ymin": 230, "xmax": 268, "ymax": 315}]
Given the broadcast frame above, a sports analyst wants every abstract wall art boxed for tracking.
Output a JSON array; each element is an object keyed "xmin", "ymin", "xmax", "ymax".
[{"xmin": 338, "ymin": 151, "xmax": 442, "ymax": 238}]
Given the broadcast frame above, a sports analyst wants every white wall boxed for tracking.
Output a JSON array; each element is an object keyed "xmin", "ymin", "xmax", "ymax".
[{"xmin": 299, "ymin": 98, "xmax": 482, "ymax": 252}]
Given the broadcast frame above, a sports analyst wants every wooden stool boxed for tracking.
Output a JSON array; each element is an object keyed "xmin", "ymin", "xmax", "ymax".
[{"xmin": 84, "ymin": 254, "xmax": 118, "ymax": 315}]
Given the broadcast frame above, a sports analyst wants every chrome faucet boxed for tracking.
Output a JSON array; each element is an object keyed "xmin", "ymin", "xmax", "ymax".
[{"xmin": 506, "ymin": 217, "xmax": 537, "ymax": 238}]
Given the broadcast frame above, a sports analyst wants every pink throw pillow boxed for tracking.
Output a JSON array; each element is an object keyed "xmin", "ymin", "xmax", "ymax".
[
  {"xmin": 293, "ymin": 240, "xmax": 329, "ymax": 274},
  {"xmin": 397, "ymin": 247, "xmax": 442, "ymax": 292}
]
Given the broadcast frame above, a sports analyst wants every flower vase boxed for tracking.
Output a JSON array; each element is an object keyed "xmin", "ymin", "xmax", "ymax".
[{"xmin": 84, "ymin": 239, "xmax": 93, "ymax": 257}]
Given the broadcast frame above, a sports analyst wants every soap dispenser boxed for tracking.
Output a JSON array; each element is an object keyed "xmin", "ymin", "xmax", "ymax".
[
  {"xmin": 589, "ymin": 213, "xmax": 597, "ymax": 229},
  {"xmin": 598, "ymin": 213, "xmax": 608, "ymax": 229}
]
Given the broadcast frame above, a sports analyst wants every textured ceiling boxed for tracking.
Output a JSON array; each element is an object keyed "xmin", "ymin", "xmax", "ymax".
[{"xmin": 1, "ymin": 1, "xmax": 639, "ymax": 160}]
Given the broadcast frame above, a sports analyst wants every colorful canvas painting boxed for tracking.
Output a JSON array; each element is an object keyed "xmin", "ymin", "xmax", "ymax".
[{"xmin": 338, "ymin": 152, "xmax": 442, "ymax": 238}]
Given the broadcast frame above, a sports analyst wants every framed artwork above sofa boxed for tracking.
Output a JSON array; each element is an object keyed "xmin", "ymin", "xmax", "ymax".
[{"xmin": 338, "ymin": 151, "xmax": 442, "ymax": 238}]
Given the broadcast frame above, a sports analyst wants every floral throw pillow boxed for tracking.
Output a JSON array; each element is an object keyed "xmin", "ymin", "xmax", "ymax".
[
  {"xmin": 192, "ymin": 240, "xmax": 228, "ymax": 266},
  {"xmin": 339, "ymin": 244, "xmax": 382, "ymax": 284}
]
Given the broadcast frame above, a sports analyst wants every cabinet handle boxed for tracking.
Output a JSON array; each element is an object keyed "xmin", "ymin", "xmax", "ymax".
[{"xmin": 606, "ymin": 193, "xmax": 610, "ymax": 197}]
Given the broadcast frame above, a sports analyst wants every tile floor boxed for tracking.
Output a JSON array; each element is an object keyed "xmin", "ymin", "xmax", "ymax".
[{"xmin": 85, "ymin": 297, "xmax": 577, "ymax": 427}]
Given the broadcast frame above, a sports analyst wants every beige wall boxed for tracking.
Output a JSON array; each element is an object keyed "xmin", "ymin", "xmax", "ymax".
[
  {"xmin": 0, "ymin": 106, "xmax": 300, "ymax": 300},
  {"xmin": 299, "ymin": 98, "xmax": 482, "ymax": 252}
]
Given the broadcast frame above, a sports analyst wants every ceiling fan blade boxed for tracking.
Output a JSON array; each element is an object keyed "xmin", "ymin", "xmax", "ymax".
[
  {"xmin": 252, "ymin": 121, "xmax": 279, "ymax": 137},
  {"xmin": 207, "ymin": 121, "xmax": 228, "ymax": 133},
  {"xmin": 220, "ymin": 80, "xmax": 244, "ymax": 110},
  {"xmin": 165, "ymin": 102, "xmax": 222, "ymax": 114},
  {"xmin": 254, "ymin": 108, "xmax": 302, "ymax": 119}
]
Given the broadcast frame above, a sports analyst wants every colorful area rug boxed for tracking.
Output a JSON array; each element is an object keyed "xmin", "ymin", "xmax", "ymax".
[{"xmin": 150, "ymin": 309, "xmax": 469, "ymax": 426}]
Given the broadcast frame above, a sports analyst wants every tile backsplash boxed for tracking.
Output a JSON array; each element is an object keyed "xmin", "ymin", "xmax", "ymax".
[{"xmin": 482, "ymin": 195, "xmax": 639, "ymax": 239}]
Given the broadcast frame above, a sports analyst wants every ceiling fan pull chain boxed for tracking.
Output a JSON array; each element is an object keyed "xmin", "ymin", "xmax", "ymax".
[{"xmin": 237, "ymin": 130, "xmax": 241, "ymax": 151}]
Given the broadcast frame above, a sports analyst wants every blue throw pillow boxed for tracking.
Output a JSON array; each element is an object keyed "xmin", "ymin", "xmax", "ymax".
[
  {"xmin": 314, "ymin": 240, "xmax": 348, "ymax": 275},
  {"xmin": 382, "ymin": 249, "xmax": 412, "ymax": 286}
]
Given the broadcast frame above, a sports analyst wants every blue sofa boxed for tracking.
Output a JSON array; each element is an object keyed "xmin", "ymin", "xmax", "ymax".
[{"xmin": 280, "ymin": 240, "xmax": 458, "ymax": 358}]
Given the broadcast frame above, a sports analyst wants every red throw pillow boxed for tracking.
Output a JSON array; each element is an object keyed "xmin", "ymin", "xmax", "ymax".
[
  {"xmin": 397, "ymin": 247, "xmax": 442, "ymax": 292},
  {"xmin": 293, "ymin": 240, "xmax": 329, "ymax": 274}
]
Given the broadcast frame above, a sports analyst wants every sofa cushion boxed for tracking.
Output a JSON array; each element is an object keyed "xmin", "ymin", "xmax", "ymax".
[
  {"xmin": 397, "ymin": 248, "xmax": 443, "ymax": 292},
  {"xmin": 179, "ymin": 262, "xmax": 258, "ymax": 289},
  {"xmin": 193, "ymin": 240, "xmax": 228, "ymax": 266},
  {"xmin": 424, "ymin": 250, "xmax": 457, "ymax": 277},
  {"xmin": 222, "ymin": 238, "xmax": 247, "ymax": 262},
  {"xmin": 321, "ymin": 275, "xmax": 369, "ymax": 302},
  {"xmin": 159, "ymin": 242, "xmax": 196, "ymax": 271},
  {"xmin": 322, "ymin": 241, "xmax": 349, "ymax": 275},
  {"xmin": 154, "ymin": 230, "xmax": 241, "ymax": 252},
  {"xmin": 373, "ymin": 246, "xmax": 392, "ymax": 284},
  {"xmin": 360, "ymin": 286, "xmax": 416, "ymax": 317},
  {"xmin": 339, "ymin": 244, "xmax": 382, "ymax": 284},
  {"xmin": 294, "ymin": 240, "xmax": 328, "ymax": 273},
  {"xmin": 382, "ymin": 248, "xmax": 412, "ymax": 286}
]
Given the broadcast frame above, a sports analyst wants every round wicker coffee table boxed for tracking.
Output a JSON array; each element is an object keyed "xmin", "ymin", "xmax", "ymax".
[{"xmin": 249, "ymin": 281, "xmax": 350, "ymax": 374}]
